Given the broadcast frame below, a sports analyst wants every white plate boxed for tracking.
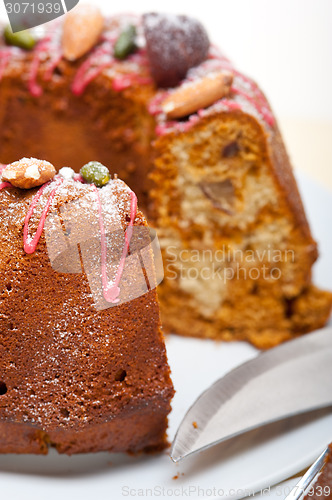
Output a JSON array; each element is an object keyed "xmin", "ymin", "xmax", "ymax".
[{"xmin": 1, "ymin": 171, "xmax": 331, "ymax": 500}]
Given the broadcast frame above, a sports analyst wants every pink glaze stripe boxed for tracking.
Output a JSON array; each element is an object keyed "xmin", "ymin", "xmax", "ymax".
[
  {"xmin": 0, "ymin": 49, "xmax": 11, "ymax": 81},
  {"xmin": 0, "ymin": 164, "xmax": 11, "ymax": 189},
  {"xmin": 43, "ymin": 50, "xmax": 63, "ymax": 81},
  {"xmin": 71, "ymin": 42, "xmax": 114, "ymax": 96},
  {"xmin": 148, "ymin": 92, "xmax": 169, "ymax": 115},
  {"xmin": 72, "ymin": 60, "xmax": 113, "ymax": 96},
  {"xmin": 73, "ymin": 173, "xmax": 84, "ymax": 182},
  {"xmin": 28, "ymin": 42, "xmax": 44, "ymax": 97},
  {"xmin": 231, "ymin": 86, "xmax": 274, "ymax": 127},
  {"xmin": 28, "ymin": 36, "xmax": 63, "ymax": 96},
  {"xmin": 23, "ymin": 178, "xmax": 64, "ymax": 254},
  {"xmin": 92, "ymin": 185, "xmax": 137, "ymax": 304},
  {"xmin": 72, "ymin": 32, "xmax": 152, "ymax": 95},
  {"xmin": 215, "ymin": 99, "xmax": 242, "ymax": 111},
  {"xmin": 112, "ymin": 74, "xmax": 153, "ymax": 91},
  {"xmin": 206, "ymin": 56, "xmax": 275, "ymax": 126}
]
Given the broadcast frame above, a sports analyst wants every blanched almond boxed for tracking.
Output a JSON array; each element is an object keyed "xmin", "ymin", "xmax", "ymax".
[
  {"xmin": 2, "ymin": 158, "xmax": 56, "ymax": 189},
  {"xmin": 162, "ymin": 71, "xmax": 233, "ymax": 119},
  {"xmin": 62, "ymin": 4, "xmax": 104, "ymax": 61}
]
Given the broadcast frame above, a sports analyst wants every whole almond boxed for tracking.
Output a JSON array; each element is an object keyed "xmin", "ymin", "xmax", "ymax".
[
  {"xmin": 2, "ymin": 158, "xmax": 56, "ymax": 189},
  {"xmin": 162, "ymin": 71, "xmax": 234, "ymax": 119},
  {"xmin": 62, "ymin": 4, "xmax": 104, "ymax": 61}
]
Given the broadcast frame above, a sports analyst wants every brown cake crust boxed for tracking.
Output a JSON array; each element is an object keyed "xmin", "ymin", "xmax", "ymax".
[{"xmin": 0, "ymin": 178, "xmax": 174, "ymax": 454}]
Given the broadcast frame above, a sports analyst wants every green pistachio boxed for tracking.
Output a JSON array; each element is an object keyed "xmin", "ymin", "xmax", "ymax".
[
  {"xmin": 4, "ymin": 25, "xmax": 36, "ymax": 50},
  {"xmin": 114, "ymin": 25, "xmax": 137, "ymax": 60},
  {"xmin": 80, "ymin": 161, "xmax": 110, "ymax": 188}
]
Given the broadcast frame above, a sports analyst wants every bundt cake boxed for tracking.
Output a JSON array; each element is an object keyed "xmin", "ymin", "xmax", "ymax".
[
  {"xmin": 0, "ymin": 158, "xmax": 174, "ymax": 454},
  {"xmin": 0, "ymin": 7, "xmax": 331, "ymax": 352}
]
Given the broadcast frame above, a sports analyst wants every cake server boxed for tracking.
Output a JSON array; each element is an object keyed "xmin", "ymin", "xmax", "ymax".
[{"xmin": 171, "ymin": 326, "xmax": 332, "ymax": 462}]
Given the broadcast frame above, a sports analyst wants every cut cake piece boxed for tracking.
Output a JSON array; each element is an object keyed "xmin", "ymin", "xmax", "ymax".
[{"xmin": 0, "ymin": 161, "xmax": 174, "ymax": 454}]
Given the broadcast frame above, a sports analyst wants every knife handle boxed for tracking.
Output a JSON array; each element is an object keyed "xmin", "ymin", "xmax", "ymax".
[{"xmin": 284, "ymin": 448, "xmax": 329, "ymax": 500}]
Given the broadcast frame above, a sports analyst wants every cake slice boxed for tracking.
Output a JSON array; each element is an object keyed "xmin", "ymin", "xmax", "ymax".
[{"xmin": 0, "ymin": 159, "xmax": 174, "ymax": 454}]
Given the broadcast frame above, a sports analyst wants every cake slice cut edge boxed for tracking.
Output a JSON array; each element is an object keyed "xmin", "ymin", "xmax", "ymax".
[{"xmin": 151, "ymin": 109, "xmax": 332, "ymax": 349}]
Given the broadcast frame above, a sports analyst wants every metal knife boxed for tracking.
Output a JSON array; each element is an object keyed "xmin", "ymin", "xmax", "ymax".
[{"xmin": 171, "ymin": 326, "xmax": 332, "ymax": 462}]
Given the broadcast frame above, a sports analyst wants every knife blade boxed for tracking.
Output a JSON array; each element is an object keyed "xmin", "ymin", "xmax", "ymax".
[{"xmin": 171, "ymin": 326, "xmax": 332, "ymax": 462}]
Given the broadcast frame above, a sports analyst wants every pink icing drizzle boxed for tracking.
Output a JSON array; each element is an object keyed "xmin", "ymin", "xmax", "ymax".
[
  {"xmin": 72, "ymin": 38, "xmax": 151, "ymax": 96},
  {"xmin": 73, "ymin": 173, "xmax": 84, "ymax": 182},
  {"xmin": 0, "ymin": 49, "xmax": 11, "ymax": 80},
  {"xmin": 212, "ymin": 99, "xmax": 242, "ymax": 112},
  {"xmin": 202, "ymin": 53, "xmax": 275, "ymax": 126},
  {"xmin": 231, "ymin": 85, "xmax": 274, "ymax": 126},
  {"xmin": 28, "ymin": 48, "xmax": 43, "ymax": 97},
  {"xmin": 28, "ymin": 36, "xmax": 63, "ymax": 97},
  {"xmin": 72, "ymin": 41, "xmax": 114, "ymax": 96},
  {"xmin": 0, "ymin": 164, "xmax": 12, "ymax": 189},
  {"xmin": 148, "ymin": 92, "xmax": 170, "ymax": 115},
  {"xmin": 92, "ymin": 184, "xmax": 137, "ymax": 304},
  {"xmin": 72, "ymin": 59, "xmax": 113, "ymax": 96},
  {"xmin": 71, "ymin": 15, "xmax": 151, "ymax": 95},
  {"xmin": 43, "ymin": 50, "xmax": 63, "ymax": 81},
  {"xmin": 23, "ymin": 177, "xmax": 64, "ymax": 254},
  {"xmin": 3, "ymin": 169, "xmax": 136, "ymax": 305},
  {"xmin": 155, "ymin": 114, "xmax": 201, "ymax": 136},
  {"xmin": 112, "ymin": 74, "xmax": 152, "ymax": 91},
  {"xmin": 1, "ymin": 170, "xmax": 140, "ymax": 307},
  {"xmin": 2, "ymin": 14, "xmax": 151, "ymax": 96}
]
